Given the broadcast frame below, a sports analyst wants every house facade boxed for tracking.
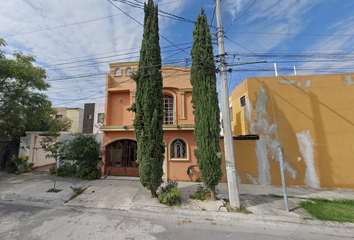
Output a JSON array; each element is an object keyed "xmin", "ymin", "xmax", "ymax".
[
  {"xmin": 100, "ymin": 61, "xmax": 201, "ymax": 181},
  {"xmin": 55, "ymin": 107, "xmax": 84, "ymax": 133},
  {"xmin": 82, "ymin": 103, "xmax": 105, "ymax": 134},
  {"xmin": 228, "ymin": 73, "xmax": 354, "ymax": 190}
]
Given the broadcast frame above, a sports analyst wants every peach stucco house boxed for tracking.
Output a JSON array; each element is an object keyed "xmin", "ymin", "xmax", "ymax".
[{"xmin": 100, "ymin": 61, "xmax": 201, "ymax": 181}]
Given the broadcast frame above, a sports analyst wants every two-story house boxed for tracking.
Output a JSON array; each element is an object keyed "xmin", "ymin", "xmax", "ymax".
[{"xmin": 100, "ymin": 61, "xmax": 200, "ymax": 181}]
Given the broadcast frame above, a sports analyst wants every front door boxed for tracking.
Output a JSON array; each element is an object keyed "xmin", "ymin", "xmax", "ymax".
[{"xmin": 105, "ymin": 139, "xmax": 139, "ymax": 176}]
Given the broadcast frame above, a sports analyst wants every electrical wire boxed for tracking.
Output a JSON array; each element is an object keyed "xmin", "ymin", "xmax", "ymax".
[
  {"xmin": 226, "ymin": 31, "xmax": 354, "ymax": 37},
  {"xmin": 107, "ymin": 0, "xmax": 190, "ymax": 56},
  {"xmin": 225, "ymin": 0, "xmax": 257, "ymax": 31}
]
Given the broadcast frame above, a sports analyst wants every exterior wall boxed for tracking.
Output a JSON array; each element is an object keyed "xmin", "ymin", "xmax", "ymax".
[
  {"xmin": 229, "ymin": 79, "xmax": 250, "ymax": 136},
  {"xmin": 55, "ymin": 107, "xmax": 67, "ymax": 119},
  {"xmin": 67, "ymin": 108, "xmax": 84, "ymax": 133},
  {"xmin": 103, "ymin": 130, "xmax": 199, "ymax": 181},
  {"xmin": 219, "ymin": 139, "xmax": 258, "ymax": 184},
  {"xmin": 102, "ymin": 61, "xmax": 199, "ymax": 181},
  {"xmin": 77, "ymin": 108, "xmax": 84, "ymax": 132},
  {"xmin": 19, "ymin": 132, "xmax": 56, "ymax": 167},
  {"xmin": 93, "ymin": 103, "xmax": 105, "ymax": 134},
  {"xmin": 229, "ymin": 73, "xmax": 354, "ymax": 190},
  {"xmin": 83, "ymin": 103, "xmax": 95, "ymax": 133}
]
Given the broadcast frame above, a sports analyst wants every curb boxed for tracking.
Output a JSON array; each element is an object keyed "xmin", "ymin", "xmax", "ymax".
[
  {"xmin": 128, "ymin": 205, "xmax": 354, "ymax": 231},
  {"xmin": 1, "ymin": 194, "xmax": 353, "ymax": 238}
]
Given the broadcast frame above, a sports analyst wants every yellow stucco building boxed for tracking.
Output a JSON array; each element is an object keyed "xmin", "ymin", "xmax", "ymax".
[
  {"xmin": 228, "ymin": 73, "xmax": 354, "ymax": 190},
  {"xmin": 55, "ymin": 107, "xmax": 84, "ymax": 133}
]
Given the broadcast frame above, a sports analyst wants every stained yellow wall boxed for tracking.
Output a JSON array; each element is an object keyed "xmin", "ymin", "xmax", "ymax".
[
  {"xmin": 229, "ymin": 73, "xmax": 354, "ymax": 190},
  {"xmin": 67, "ymin": 109, "xmax": 83, "ymax": 133},
  {"xmin": 219, "ymin": 140, "xmax": 258, "ymax": 183}
]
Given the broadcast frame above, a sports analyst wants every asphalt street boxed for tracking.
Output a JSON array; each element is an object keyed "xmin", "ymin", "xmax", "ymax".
[{"xmin": 0, "ymin": 202, "xmax": 351, "ymax": 240}]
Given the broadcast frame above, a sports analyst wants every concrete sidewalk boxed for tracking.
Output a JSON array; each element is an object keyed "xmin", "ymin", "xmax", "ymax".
[{"xmin": 1, "ymin": 171, "xmax": 354, "ymax": 233}]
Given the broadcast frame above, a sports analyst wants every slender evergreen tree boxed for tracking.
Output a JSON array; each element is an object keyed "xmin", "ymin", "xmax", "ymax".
[
  {"xmin": 190, "ymin": 8, "xmax": 223, "ymax": 200},
  {"xmin": 131, "ymin": 0, "xmax": 164, "ymax": 198}
]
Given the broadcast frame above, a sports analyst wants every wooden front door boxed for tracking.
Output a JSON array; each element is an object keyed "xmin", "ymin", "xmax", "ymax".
[{"xmin": 105, "ymin": 139, "xmax": 139, "ymax": 176}]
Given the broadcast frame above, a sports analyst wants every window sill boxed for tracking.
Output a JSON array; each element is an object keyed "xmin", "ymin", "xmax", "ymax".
[{"xmin": 169, "ymin": 158, "xmax": 190, "ymax": 162}]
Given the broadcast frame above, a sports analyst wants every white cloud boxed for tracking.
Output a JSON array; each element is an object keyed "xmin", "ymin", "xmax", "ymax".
[
  {"xmin": 224, "ymin": 0, "xmax": 325, "ymax": 53},
  {"xmin": 297, "ymin": 16, "xmax": 354, "ymax": 75},
  {"xmin": 0, "ymin": 0, "xmax": 147, "ymax": 107}
]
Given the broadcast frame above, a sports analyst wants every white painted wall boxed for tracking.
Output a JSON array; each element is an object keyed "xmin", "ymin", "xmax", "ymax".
[
  {"xmin": 93, "ymin": 103, "xmax": 105, "ymax": 134},
  {"xmin": 19, "ymin": 132, "xmax": 57, "ymax": 167},
  {"xmin": 78, "ymin": 108, "xmax": 84, "ymax": 133},
  {"xmin": 19, "ymin": 132, "xmax": 103, "ymax": 169}
]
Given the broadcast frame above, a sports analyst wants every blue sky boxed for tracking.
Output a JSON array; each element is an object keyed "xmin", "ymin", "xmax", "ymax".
[{"xmin": 1, "ymin": 0, "xmax": 354, "ymax": 109}]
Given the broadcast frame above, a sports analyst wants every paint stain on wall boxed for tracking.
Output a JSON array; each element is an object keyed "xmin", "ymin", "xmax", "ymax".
[
  {"xmin": 250, "ymin": 87, "xmax": 297, "ymax": 185},
  {"xmin": 284, "ymin": 162, "xmax": 297, "ymax": 180},
  {"xmin": 296, "ymin": 130, "xmax": 320, "ymax": 189},
  {"xmin": 342, "ymin": 74, "xmax": 354, "ymax": 86},
  {"xmin": 245, "ymin": 98, "xmax": 252, "ymax": 124},
  {"xmin": 255, "ymin": 135, "xmax": 271, "ymax": 185},
  {"xmin": 278, "ymin": 79, "xmax": 311, "ymax": 88},
  {"xmin": 246, "ymin": 173, "xmax": 259, "ymax": 185}
]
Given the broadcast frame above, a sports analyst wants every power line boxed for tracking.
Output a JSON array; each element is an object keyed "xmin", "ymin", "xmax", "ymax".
[
  {"xmin": 107, "ymin": 0, "xmax": 190, "ymax": 56},
  {"xmin": 1, "ymin": 0, "xmax": 186, "ymax": 39},
  {"xmin": 42, "ymin": 42, "xmax": 192, "ymax": 68},
  {"xmin": 1, "ymin": 12, "xmax": 135, "ymax": 39},
  {"xmin": 225, "ymin": 0, "xmax": 257, "ymax": 31},
  {"xmin": 224, "ymin": 36, "xmax": 266, "ymax": 61},
  {"xmin": 226, "ymin": 31, "xmax": 354, "ymax": 37}
]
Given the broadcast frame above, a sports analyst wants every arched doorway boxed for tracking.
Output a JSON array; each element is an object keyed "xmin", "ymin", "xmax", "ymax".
[{"xmin": 105, "ymin": 139, "xmax": 139, "ymax": 176}]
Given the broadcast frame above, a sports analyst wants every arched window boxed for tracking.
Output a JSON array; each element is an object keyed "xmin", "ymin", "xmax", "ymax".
[
  {"xmin": 170, "ymin": 139, "xmax": 186, "ymax": 159},
  {"xmin": 126, "ymin": 68, "xmax": 132, "ymax": 75},
  {"xmin": 115, "ymin": 68, "xmax": 121, "ymax": 76},
  {"xmin": 163, "ymin": 95, "xmax": 173, "ymax": 125}
]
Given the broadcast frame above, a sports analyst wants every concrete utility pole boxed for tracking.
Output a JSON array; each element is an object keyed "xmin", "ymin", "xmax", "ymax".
[{"xmin": 215, "ymin": 0, "xmax": 241, "ymax": 208}]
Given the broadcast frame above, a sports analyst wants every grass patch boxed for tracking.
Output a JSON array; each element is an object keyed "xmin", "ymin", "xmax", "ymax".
[{"xmin": 300, "ymin": 198, "xmax": 354, "ymax": 223}]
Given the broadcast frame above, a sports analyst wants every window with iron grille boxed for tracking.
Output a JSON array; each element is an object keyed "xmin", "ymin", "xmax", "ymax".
[
  {"xmin": 171, "ymin": 139, "xmax": 187, "ymax": 159},
  {"xmin": 163, "ymin": 95, "xmax": 174, "ymax": 125},
  {"xmin": 240, "ymin": 95, "xmax": 246, "ymax": 107}
]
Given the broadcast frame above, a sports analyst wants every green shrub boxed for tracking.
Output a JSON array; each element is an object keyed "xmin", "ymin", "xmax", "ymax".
[
  {"xmin": 190, "ymin": 185, "xmax": 211, "ymax": 201},
  {"xmin": 158, "ymin": 181, "xmax": 181, "ymax": 206},
  {"xmin": 57, "ymin": 163, "xmax": 77, "ymax": 178},
  {"xmin": 86, "ymin": 170, "xmax": 101, "ymax": 180},
  {"xmin": 10, "ymin": 155, "xmax": 34, "ymax": 174},
  {"xmin": 59, "ymin": 134, "xmax": 102, "ymax": 180},
  {"xmin": 49, "ymin": 164, "xmax": 57, "ymax": 175}
]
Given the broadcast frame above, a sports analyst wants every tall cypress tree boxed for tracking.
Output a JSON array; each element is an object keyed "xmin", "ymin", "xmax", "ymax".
[
  {"xmin": 131, "ymin": 0, "xmax": 164, "ymax": 198},
  {"xmin": 190, "ymin": 8, "xmax": 222, "ymax": 200}
]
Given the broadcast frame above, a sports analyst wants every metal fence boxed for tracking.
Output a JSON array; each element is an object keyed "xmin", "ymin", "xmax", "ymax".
[{"xmin": 0, "ymin": 142, "xmax": 19, "ymax": 170}]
